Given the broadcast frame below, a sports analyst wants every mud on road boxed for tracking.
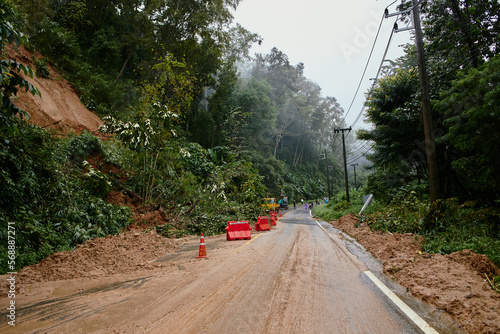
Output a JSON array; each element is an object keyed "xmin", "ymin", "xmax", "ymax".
[{"xmin": 0, "ymin": 209, "xmax": 497, "ymax": 333}]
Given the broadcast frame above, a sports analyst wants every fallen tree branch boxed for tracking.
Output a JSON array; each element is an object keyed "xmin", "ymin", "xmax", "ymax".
[
  {"xmin": 184, "ymin": 199, "xmax": 199, "ymax": 217},
  {"xmin": 42, "ymin": 120, "xmax": 62, "ymax": 128}
]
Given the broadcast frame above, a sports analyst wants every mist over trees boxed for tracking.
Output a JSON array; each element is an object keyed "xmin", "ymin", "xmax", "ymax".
[
  {"xmin": 1, "ymin": 0, "xmax": 350, "ymax": 271},
  {"xmin": 8, "ymin": 0, "xmax": 350, "ymax": 198},
  {"xmin": 1, "ymin": 0, "xmax": 499, "ymax": 272}
]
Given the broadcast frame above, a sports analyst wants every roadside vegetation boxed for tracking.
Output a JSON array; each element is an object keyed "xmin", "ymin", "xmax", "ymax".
[
  {"xmin": 314, "ymin": 187, "xmax": 500, "ymax": 269},
  {"xmin": 1, "ymin": 0, "xmax": 499, "ymax": 275},
  {"xmin": 0, "ymin": 0, "xmax": 342, "ymax": 273}
]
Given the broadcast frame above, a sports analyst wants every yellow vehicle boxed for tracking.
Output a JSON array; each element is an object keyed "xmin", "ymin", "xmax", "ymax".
[{"xmin": 261, "ymin": 197, "xmax": 280, "ymax": 212}]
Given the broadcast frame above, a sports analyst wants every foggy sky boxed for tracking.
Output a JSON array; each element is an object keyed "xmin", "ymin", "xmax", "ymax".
[{"xmin": 233, "ymin": 0, "xmax": 412, "ymax": 130}]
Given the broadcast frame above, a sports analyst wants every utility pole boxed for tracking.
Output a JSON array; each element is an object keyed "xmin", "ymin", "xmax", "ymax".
[
  {"xmin": 335, "ymin": 127, "xmax": 351, "ymax": 202},
  {"xmin": 351, "ymin": 163, "xmax": 358, "ymax": 190},
  {"xmin": 411, "ymin": 0, "xmax": 440, "ymax": 203},
  {"xmin": 385, "ymin": 0, "xmax": 440, "ymax": 203}
]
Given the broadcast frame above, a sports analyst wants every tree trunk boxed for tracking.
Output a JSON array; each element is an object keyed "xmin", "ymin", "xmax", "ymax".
[{"xmin": 116, "ymin": 48, "xmax": 134, "ymax": 82}]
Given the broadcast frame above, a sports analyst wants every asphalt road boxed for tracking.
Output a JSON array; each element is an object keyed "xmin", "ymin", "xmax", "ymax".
[{"xmin": 2, "ymin": 208, "xmax": 457, "ymax": 333}]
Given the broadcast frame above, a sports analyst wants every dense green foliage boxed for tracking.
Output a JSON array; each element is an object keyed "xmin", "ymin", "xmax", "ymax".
[
  {"xmin": 1, "ymin": 0, "xmax": 345, "ymax": 274},
  {"xmin": 351, "ymin": 0, "xmax": 499, "ymax": 266},
  {"xmin": 360, "ymin": 0, "xmax": 500, "ymax": 205},
  {"xmin": 0, "ymin": 124, "xmax": 131, "ymax": 273},
  {"xmin": 314, "ymin": 189, "xmax": 500, "ymax": 267},
  {"xmin": 9, "ymin": 0, "xmax": 342, "ymax": 199},
  {"xmin": 1, "ymin": 0, "xmax": 499, "ymax": 273},
  {"xmin": 0, "ymin": 0, "xmax": 40, "ymax": 122}
]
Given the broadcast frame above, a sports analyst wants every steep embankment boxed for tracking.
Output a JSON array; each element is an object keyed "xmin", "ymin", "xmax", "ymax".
[{"xmin": 7, "ymin": 45, "xmax": 102, "ymax": 133}]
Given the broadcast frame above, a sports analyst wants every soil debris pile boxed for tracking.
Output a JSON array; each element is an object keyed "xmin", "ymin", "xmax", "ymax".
[
  {"xmin": 330, "ymin": 213, "xmax": 500, "ymax": 334},
  {"xmin": 17, "ymin": 230, "xmax": 180, "ymax": 284}
]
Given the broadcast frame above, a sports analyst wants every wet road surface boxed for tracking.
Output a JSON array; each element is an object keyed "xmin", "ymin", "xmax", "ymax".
[{"xmin": 1, "ymin": 208, "xmax": 462, "ymax": 333}]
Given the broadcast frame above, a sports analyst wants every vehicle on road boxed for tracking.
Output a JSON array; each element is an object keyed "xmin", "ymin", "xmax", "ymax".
[
  {"xmin": 261, "ymin": 197, "xmax": 280, "ymax": 211},
  {"xmin": 278, "ymin": 196, "xmax": 288, "ymax": 209}
]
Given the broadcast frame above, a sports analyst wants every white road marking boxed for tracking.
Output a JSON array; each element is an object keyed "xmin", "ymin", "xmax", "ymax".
[
  {"xmin": 364, "ymin": 270, "xmax": 440, "ymax": 334},
  {"xmin": 313, "ymin": 219, "xmax": 439, "ymax": 333}
]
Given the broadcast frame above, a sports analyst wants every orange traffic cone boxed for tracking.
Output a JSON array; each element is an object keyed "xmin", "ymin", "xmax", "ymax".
[{"xmin": 196, "ymin": 233, "xmax": 208, "ymax": 258}]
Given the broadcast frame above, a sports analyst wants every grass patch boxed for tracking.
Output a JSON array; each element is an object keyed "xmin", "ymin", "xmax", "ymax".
[
  {"xmin": 314, "ymin": 189, "xmax": 500, "ymax": 268},
  {"xmin": 313, "ymin": 190, "xmax": 383, "ymax": 221}
]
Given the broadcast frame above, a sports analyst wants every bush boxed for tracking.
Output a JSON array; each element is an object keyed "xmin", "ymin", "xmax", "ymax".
[
  {"xmin": 65, "ymin": 130, "xmax": 101, "ymax": 163},
  {"xmin": 313, "ymin": 189, "xmax": 383, "ymax": 221},
  {"xmin": 422, "ymin": 200, "xmax": 500, "ymax": 267},
  {"xmin": 0, "ymin": 123, "xmax": 132, "ymax": 273},
  {"xmin": 314, "ymin": 186, "xmax": 500, "ymax": 267},
  {"xmin": 34, "ymin": 57, "xmax": 50, "ymax": 79},
  {"xmin": 367, "ymin": 190, "xmax": 428, "ymax": 233},
  {"xmin": 154, "ymin": 223, "xmax": 188, "ymax": 238}
]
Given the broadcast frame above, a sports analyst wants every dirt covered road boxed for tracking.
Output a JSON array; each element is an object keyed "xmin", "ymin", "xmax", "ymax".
[{"xmin": 1, "ymin": 209, "xmax": 467, "ymax": 333}]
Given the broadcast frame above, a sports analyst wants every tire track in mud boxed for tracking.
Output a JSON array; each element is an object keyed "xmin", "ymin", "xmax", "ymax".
[
  {"xmin": 264, "ymin": 213, "xmax": 410, "ymax": 334},
  {"xmin": 0, "ymin": 276, "xmax": 152, "ymax": 333},
  {"xmin": 263, "ymin": 225, "xmax": 313, "ymax": 333},
  {"xmin": 137, "ymin": 224, "xmax": 300, "ymax": 333},
  {"xmin": 2, "ymin": 210, "xmax": 442, "ymax": 333}
]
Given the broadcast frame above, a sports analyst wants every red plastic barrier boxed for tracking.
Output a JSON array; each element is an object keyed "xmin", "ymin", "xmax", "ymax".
[
  {"xmin": 225, "ymin": 221, "xmax": 252, "ymax": 241},
  {"xmin": 270, "ymin": 211, "xmax": 277, "ymax": 226},
  {"xmin": 255, "ymin": 216, "xmax": 270, "ymax": 231}
]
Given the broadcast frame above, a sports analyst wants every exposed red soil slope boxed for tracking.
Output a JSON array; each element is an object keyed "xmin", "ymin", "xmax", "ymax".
[{"xmin": 6, "ymin": 44, "xmax": 103, "ymax": 134}]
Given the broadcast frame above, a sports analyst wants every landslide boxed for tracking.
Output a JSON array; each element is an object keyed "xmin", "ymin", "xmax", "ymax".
[
  {"xmin": 6, "ymin": 45, "xmax": 500, "ymax": 334},
  {"xmin": 3, "ymin": 44, "xmax": 185, "ymax": 270},
  {"xmin": 331, "ymin": 214, "xmax": 500, "ymax": 334},
  {"xmin": 7, "ymin": 45, "xmax": 103, "ymax": 134}
]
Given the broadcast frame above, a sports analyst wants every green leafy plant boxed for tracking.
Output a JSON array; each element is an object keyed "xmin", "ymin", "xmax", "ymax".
[
  {"xmin": 1, "ymin": 2, "xmax": 40, "ymax": 123},
  {"xmin": 33, "ymin": 57, "xmax": 50, "ymax": 79},
  {"xmin": 0, "ymin": 123, "xmax": 132, "ymax": 274},
  {"xmin": 154, "ymin": 223, "xmax": 188, "ymax": 238}
]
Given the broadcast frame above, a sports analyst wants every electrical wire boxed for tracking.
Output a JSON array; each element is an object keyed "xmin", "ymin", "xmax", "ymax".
[
  {"xmin": 348, "ymin": 141, "xmax": 373, "ymax": 158},
  {"xmin": 350, "ymin": 25, "xmax": 396, "ymax": 129},
  {"xmin": 331, "ymin": 1, "xmax": 417, "ymax": 156},
  {"xmin": 339, "ymin": 0, "xmax": 487, "ymax": 166},
  {"xmin": 348, "ymin": 0, "xmax": 432, "ymax": 131},
  {"xmin": 338, "ymin": 11, "xmax": 385, "ymax": 128},
  {"xmin": 347, "ymin": 148, "xmax": 373, "ymax": 165}
]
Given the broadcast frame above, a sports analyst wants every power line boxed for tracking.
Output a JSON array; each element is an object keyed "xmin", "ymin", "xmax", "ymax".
[
  {"xmin": 350, "ymin": 26, "xmax": 396, "ymax": 129},
  {"xmin": 347, "ymin": 143, "xmax": 374, "ymax": 164},
  {"xmin": 349, "ymin": 140, "xmax": 372, "ymax": 154},
  {"xmin": 338, "ymin": 11, "xmax": 385, "ymax": 128},
  {"xmin": 347, "ymin": 149, "xmax": 372, "ymax": 165},
  {"xmin": 349, "ymin": 14, "xmax": 482, "ymax": 133},
  {"xmin": 331, "ymin": 7, "xmax": 389, "ymax": 149}
]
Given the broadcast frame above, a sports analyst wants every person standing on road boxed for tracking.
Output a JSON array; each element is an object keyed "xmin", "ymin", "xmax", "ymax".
[
  {"xmin": 305, "ymin": 202, "xmax": 308, "ymax": 210},
  {"xmin": 293, "ymin": 200, "xmax": 296, "ymax": 209}
]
